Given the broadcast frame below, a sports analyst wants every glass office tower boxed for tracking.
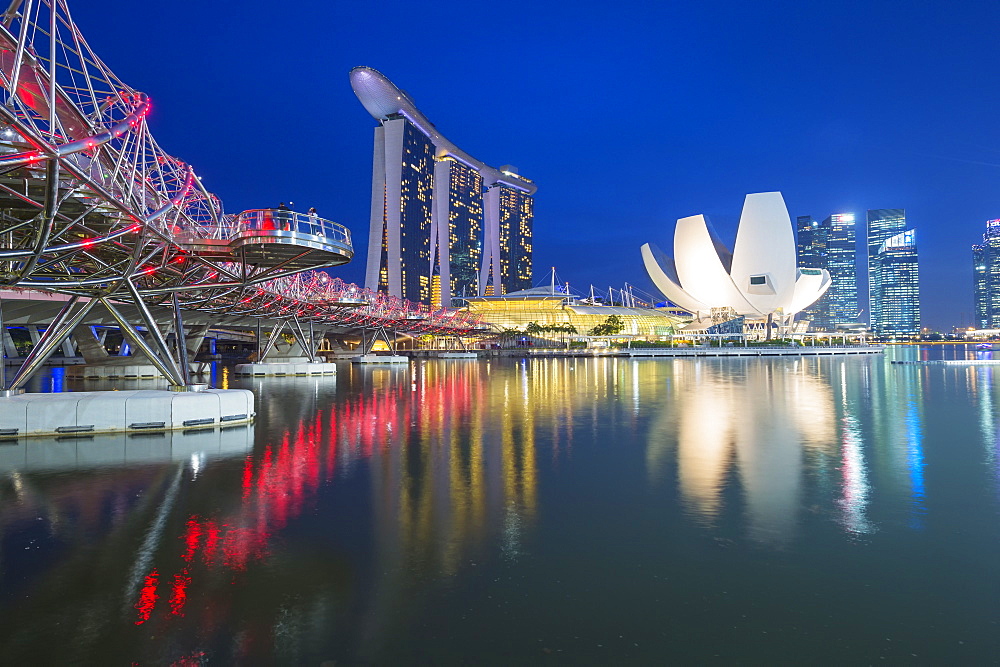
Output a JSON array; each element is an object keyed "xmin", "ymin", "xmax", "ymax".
[
  {"xmin": 973, "ymin": 219, "xmax": 1000, "ymax": 328},
  {"xmin": 796, "ymin": 215, "xmax": 827, "ymax": 329},
  {"xmin": 868, "ymin": 209, "xmax": 920, "ymax": 336},
  {"xmin": 867, "ymin": 209, "xmax": 908, "ymax": 332},
  {"xmin": 825, "ymin": 214, "xmax": 858, "ymax": 327},
  {"xmin": 796, "ymin": 213, "xmax": 857, "ymax": 330}
]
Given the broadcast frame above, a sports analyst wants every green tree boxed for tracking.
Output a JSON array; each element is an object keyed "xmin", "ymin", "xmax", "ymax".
[{"xmin": 589, "ymin": 314, "xmax": 624, "ymax": 336}]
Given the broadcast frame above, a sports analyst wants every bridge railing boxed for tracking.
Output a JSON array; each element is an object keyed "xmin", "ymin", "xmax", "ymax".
[{"xmin": 232, "ymin": 209, "xmax": 352, "ymax": 247}]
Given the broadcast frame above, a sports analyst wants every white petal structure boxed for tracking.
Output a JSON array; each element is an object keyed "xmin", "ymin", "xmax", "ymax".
[{"xmin": 642, "ymin": 192, "xmax": 831, "ymax": 318}]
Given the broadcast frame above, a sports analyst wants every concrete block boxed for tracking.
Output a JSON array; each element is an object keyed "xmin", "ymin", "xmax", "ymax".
[
  {"xmin": 211, "ymin": 389, "xmax": 254, "ymax": 422},
  {"xmin": 0, "ymin": 396, "xmax": 29, "ymax": 436},
  {"xmin": 125, "ymin": 390, "xmax": 173, "ymax": 430},
  {"xmin": 25, "ymin": 393, "xmax": 87, "ymax": 435},
  {"xmin": 76, "ymin": 391, "xmax": 129, "ymax": 432},
  {"xmin": 170, "ymin": 391, "xmax": 221, "ymax": 428}
]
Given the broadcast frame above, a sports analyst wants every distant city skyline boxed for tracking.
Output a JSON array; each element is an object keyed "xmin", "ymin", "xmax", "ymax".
[{"xmin": 82, "ymin": 1, "xmax": 1000, "ymax": 330}]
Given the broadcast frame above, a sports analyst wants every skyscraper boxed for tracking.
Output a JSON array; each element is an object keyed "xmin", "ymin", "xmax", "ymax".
[
  {"xmin": 365, "ymin": 115, "xmax": 435, "ymax": 302},
  {"xmin": 432, "ymin": 157, "xmax": 483, "ymax": 306},
  {"xmin": 482, "ymin": 172, "xmax": 534, "ymax": 296},
  {"xmin": 972, "ymin": 219, "xmax": 1000, "ymax": 328},
  {"xmin": 867, "ymin": 209, "xmax": 920, "ymax": 336},
  {"xmin": 796, "ymin": 215, "xmax": 827, "ymax": 328},
  {"xmin": 351, "ymin": 66, "xmax": 537, "ymax": 306},
  {"xmin": 825, "ymin": 213, "xmax": 859, "ymax": 326},
  {"xmin": 795, "ymin": 213, "xmax": 857, "ymax": 330}
]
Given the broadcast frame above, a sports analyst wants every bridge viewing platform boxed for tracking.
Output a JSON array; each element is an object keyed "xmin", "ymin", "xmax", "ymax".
[{"xmin": 173, "ymin": 209, "xmax": 354, "ymax": 271}]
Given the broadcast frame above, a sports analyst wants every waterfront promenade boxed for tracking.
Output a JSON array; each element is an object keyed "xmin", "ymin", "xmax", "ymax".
[{"xmin": 522, "ymin": 345, "xmax": 882, "ymax": 358}]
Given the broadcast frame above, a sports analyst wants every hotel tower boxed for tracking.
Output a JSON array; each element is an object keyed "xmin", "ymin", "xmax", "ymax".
[{"xmin": 350, "ymin": 66, "xmax": 537, "ymax": 306}]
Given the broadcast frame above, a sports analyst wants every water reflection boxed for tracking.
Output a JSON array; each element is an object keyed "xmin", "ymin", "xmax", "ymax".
[
  {"xmin": 643, "ymin": 353, "xmax": 936, "ymax": 541},
  {"xmin": 3, "ymin": 352, "xmax": 999, "ymax": 663},
  {"xmin": 647, "ymin": 358, "xmax": 837, "ymax": 542}
]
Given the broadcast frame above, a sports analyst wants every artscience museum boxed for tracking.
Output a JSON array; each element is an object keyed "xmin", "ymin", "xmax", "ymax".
[{"xmin": 641, "ymin": 192, "xmax": 831, "ymax": 336}]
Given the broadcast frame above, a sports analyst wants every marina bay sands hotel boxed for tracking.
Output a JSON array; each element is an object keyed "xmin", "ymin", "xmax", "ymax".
[{"xmin": 350, "ymin": 67, "xmax": 537, "ymax": 307}]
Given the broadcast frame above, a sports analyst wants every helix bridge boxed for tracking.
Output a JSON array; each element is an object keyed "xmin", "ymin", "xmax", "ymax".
[{"xmin": 0, "ymin": 0, "xmax": 484, "ymax": 390}]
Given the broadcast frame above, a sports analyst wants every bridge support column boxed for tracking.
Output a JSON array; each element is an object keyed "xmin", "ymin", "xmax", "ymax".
[
  {"xmin": 0, "ymin": 296, "xmax": 5, "ymax": 390},
  {"xmin": 72, "ymin": 325, "xmax": 111, "ymax": 363},
  {"xmin": 122, "ymin": 281, "xmax": 190, "ymax": 386},
  {"xmin": 184, "ymin": 324, "xmax": 211, "ymax": 359},
  {"xmin": 6, "ymin": 296, "xmax": 98, "ymax": 391},
  {"xmin": 172, "ymin": 295, "xmax": 191, "ymax": 384},
  {"xmin": 60, "ymin": 336, "xmax": 77, "ymax": 358},
  {"xmin": 1, "ymin": 328, "xmax": 15, "ymax": 359},
  {"xmin": 361, "ymin": 326, "xmax": 395, "ymax": 355},
  {"xmin": 100, "ymin": 297, "xmax": 185, "ymax": 386},
  {"xmin": 258, "ymin": 321, "xmax": 286, "ymax": 361},
  {"xmin": 289, "ymin": 316, "xmax": 316, "ymax": 363}
]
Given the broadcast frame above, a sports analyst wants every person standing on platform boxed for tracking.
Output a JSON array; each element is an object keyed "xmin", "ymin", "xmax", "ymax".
[{"xmin": 276, "ymin": 202, "xmax": 291, "ymax": 231}]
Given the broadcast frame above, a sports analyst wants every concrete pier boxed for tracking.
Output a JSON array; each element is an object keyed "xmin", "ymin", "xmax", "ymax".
[
  {"xmin": 66, "ymin": 362, "xmax": 163, "ymax": 379},
  {"xmin": 234, "ymin": 362, "xmax": 338, "ymax": 376},
  {"xmin": 351, "ymin": 354, "xmax": 408, "ymax": 364},
  {"xmin": 0, "ymin": 389, "xmax": 254, "ymax": 438}
]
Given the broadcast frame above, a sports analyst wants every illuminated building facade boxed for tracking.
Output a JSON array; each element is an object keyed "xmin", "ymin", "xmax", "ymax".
[
  {"xmin": 352, "ymin": 67, "xmax": 536, "ymax": 306},
  {"xmin": 972, "ymin": 219, "xmax": 1000, "ymax": 328},
  {"xmin": 641, "ymin": 192, "xmax": 831, "ymax": 331},
  {"xmin": 482, "ymin": 177, "xmax": 533, "ymax": 297},
  {"xmin": 464, "ymin": 286, "xmax": 685, "ymax": 337},
  {"xmin": 867, "ymin": 209, "xmax": 919, "ymax": 335},
  {"xmin": 433, "ymin": 158, "xmax": 483, "ymax": 305},
  {"xmin": 366, "ymin": 116, "xmax": 436, "ymax": 301},
  {"xmin": 796, "ymin": 213, "xmax": 858, "ymax": 330},
  {"xmin": 872, "ymin": 228, "xmax": 920, "ymax": 335},
  {"xmin": 796, "ymin": 215, "xmax": 826, "ymax": 327}
]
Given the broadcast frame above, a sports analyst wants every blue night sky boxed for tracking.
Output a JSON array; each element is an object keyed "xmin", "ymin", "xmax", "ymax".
[{"xmin": 80, "ymin": 1, "xmax": 1000, "ymax": 330}]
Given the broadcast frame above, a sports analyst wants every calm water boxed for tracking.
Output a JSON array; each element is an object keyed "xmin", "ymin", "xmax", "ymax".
[{"xmin": 2, "ymin": 346, "xmax": 999, "ymax": 664}]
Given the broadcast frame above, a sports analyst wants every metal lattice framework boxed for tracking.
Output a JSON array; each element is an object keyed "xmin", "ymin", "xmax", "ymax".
[{"xmin": 0, "ymin": 0, "xmax": 483, "ymax": 389}]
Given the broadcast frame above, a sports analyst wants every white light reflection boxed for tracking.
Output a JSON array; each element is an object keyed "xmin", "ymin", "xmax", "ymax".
[
  {"xmin": 648, "ymin": 359, "xmax": 835, "ymax": 543},
  {"xmin": 632, "ymin": 360, "xmax": 640, "ymax": 414},
  {"xmin": 837, "ymin": 363, "xmax": 873, "ymax": 535}
]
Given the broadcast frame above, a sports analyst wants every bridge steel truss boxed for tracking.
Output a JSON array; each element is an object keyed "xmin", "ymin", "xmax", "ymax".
[{"xmin": 0, "ymin": 0, "xmax": 485, "ymax": 391}]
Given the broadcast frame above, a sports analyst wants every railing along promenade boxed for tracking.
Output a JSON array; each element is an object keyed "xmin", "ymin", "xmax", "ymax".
[{"xmin": 0, "ymin": 0, "xmax": 481, "ymax": 391}]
